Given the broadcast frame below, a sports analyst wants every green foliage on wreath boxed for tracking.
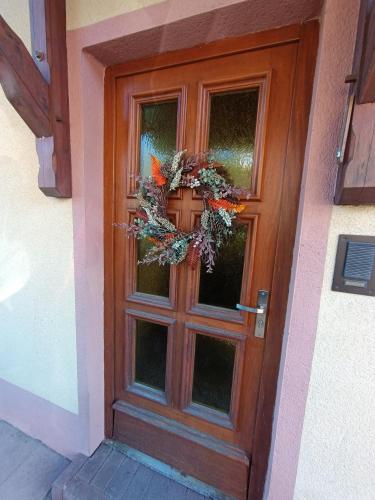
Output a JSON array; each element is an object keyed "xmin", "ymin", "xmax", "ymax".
[{"xmin": 125, "ymin": 151, "xmax": 249, "ymax": 273}]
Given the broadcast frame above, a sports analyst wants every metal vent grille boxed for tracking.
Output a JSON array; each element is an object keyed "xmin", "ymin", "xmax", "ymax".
[{"xmin": 344, "ymin": 242, "xmax": 375, "ymax": 281}]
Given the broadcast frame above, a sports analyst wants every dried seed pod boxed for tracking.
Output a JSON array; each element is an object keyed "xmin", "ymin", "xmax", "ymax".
[{"xmin": 187, "ymin": 240, "xmax": 200, "ymax": 269}]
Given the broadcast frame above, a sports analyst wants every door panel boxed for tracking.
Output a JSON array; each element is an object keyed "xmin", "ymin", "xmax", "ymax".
[
  {"xmin": 111, "ymin": 41, "xmax": 298, "ymax": 498},
  {"xmin": 197, "ymin": 77, "xmax": 267, "ymax": 198},
  {"xmin": 139, "ymin": 99, "xmax": 179, "ymax": 176},
  {"xmin": 182, "ymin": 323, "xmax": 246, "ymax": 429}
]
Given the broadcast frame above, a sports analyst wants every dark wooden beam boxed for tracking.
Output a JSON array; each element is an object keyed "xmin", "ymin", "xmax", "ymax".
[
  {"xmin": 29, "ymin": 0, "xmax": 50, "ymax": 82},
  {"xmin": 335, "ymin": 101, "xmax": 375, "ymax": 205},
  {"xmin": 30, "ymin": 0, "xmax": 72, "ymax": 198},
  {"xmin": 335, "ymin": 0, "xmax": 375, "ymax": 205},
  {"xmin": 359, "ymin": 0, "xmax": 375, "ymax": 103},
  {"xmin": 0, "ymin": 2, "xmax": 71, "ymax": 198},
  {"xmin": 0, "ymin": 15, "xmax": 51, "ymax": 137}
]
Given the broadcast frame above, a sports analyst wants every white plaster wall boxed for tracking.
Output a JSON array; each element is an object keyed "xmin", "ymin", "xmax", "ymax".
[
  {"xmin": 0, "ymin": 0, "xmax": 78, "ymax": 414},
  {"xmin": 66, "ymin": 0, "xmax": 163, "ymax": 30},
  {"xmin": 294, "ymin": 205, "xmax": 375, "ymax": 500}
]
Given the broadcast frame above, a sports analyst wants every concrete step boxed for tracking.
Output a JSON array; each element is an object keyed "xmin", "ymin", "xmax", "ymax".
[{"xmin": 51, "ymin": 441, "xmax": 227, "ymax": 500}]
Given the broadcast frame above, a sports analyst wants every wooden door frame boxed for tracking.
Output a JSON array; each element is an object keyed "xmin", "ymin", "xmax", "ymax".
[{"xmin": 103, "ymin": 20, "xmax": 319, "ymax": 500}]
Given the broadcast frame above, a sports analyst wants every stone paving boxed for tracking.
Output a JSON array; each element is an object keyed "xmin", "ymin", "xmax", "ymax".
[
  {"xmin": 0, "ymin": 421, "xmax": 216, "ymax": 499},
  {"xmin": 0, "ymin": 420, "xmax": 69, "ymax": 500}
]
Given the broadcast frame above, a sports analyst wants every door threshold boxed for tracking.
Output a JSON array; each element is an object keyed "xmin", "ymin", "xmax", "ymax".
[
  {"xmin": 113, "ymin": 400, "xmax": 249, "ymax": 498},
  {"xmin": 106, "ymin": 438, "xmax": 235, "ymax": 500}
]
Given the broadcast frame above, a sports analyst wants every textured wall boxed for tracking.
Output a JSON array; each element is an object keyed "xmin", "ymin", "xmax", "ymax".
[
  {"xmin": 66, "ymin": 0, "xmax": 163, "ymax": 30},
  {"xmin": 294, "ymin": 205, "xmax": 375, "ymax": 499},
  {"xmin": 0, "ymin": 0, "xmax": 78, "ymax": 414},
  {"xmin": 266, "ymin": 0, "xmax": 360, "ymax": 497},
  {"xmin": 65, "ymin": 0, "xmax": 323, "ymax": 32}
]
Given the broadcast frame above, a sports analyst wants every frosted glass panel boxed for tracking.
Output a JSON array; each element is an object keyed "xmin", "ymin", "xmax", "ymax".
[
  {"xmin": 192, "ymin": 334, "xmax": 235, "ymax": 413},
  {"xmin": 140, "ymin": 100, "xmax": 178, "ymax": 176},
  {"xmin": 208, "ymin": 89, "xmax": 259, "ymax": 188},
  {"xmin": 199, "ymin": 225, "xmax": 247, "ymax": 309},
  {"xmin": 135, "ymin": 320, "xmax": 167, "ymax": 391},
  {"xmin": 137, "ymin": 239, "xmax": 170, "ymax": 297}
]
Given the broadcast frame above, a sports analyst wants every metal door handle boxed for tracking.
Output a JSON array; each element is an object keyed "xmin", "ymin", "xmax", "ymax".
[
  {"xmin": 236, "ymin": 304, "xmax": 265, "ymax": 314},
  {"xmin": 236, "ymin": 290, "xmax": 269, "ymax": 338}
]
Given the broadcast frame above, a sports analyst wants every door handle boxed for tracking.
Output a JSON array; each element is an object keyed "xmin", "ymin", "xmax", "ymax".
[
  {"xmin": 236, "ymin": 290, "xmax": 269, "ymax": 338},
  {"xmin": 236, "ymin": 304, "xmax": 265, "ymax": 314}
]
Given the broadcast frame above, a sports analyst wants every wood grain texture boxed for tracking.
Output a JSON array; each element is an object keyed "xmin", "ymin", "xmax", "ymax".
[
  {"xmin": 113, "ymin": 402, "xmax": 249, "ymax": 499},
  {"xmin": 29, "ymin": 0, "xmax": 50, "ymax": 82},
  {"xmin": 359, "ymin": 0, "xmax": 375, "ymax": 103},
  {"xmin": 0, "ymin": 2, "xmax": 72, "ymax": 197},
  {"xmin": 334, "ymin": 0, "xmax": 375, "ymax": 205},
  {"xmin": 0, "ymin": 14, "xmax": 51, "ymax": 137},
  {"xmin": 104, "ymin": 23, "xmax": 317, "ymax": 500},
  {"xmin": 104, "ymin": 68, "xmax": 116, "ymax": 439},
  {"xmin": 31, "ymin": 0, "xmax": 72, "ymax": 197},
  {"xmin": 335, "ymin": 100, "xmax": 375, "ymax": 204},
  {"xmin": 113, "ymin": 40, "xmax": 296, "ymax": 447}
]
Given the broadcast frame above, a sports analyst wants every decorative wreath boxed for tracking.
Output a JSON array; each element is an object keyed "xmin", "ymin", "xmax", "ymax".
[{"xmin": 126, "ymin": 151, "xmax": 249, "ymax": 273}]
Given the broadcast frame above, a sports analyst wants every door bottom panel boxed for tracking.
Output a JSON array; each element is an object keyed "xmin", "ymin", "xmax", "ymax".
[{"xmin": 113, "ymin": 401, "xmax": 249, "ymax": 499}]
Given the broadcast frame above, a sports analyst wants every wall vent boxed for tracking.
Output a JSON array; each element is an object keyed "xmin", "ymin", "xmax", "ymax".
[{"xmin": 332, "ymin": 235, "xmax": 375, "ymax": 296}]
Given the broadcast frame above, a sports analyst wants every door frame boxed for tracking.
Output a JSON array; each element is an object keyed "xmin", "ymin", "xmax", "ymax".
[{"xmin": 103, "ymin": 20, "xmax": 319, "ymax": 500}]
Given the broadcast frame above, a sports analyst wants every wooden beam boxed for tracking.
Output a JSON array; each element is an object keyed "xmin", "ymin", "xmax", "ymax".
[
  {"xmin": 0, "ymin": 1, "xmax": 72, "ymax": 198},
  {"xmin": 359, "ymin": 0, "xmax": 375, "ymax": 103},
  {"xmin": 29, "ymin": 0, "xmax": 50, "ymax": 82},
  {"xmin": 30, "ymin": 0, "xmax": 72, "ymax": 198},
  {"xmin": 335, "ymin": 0, "xmax": 375, "ymax": 205},
  {"xmin": 0, "ymin": 15, "xmax": 51, "ymax": 137},
  {"xmin": 335, "ymin": 101, "xmax": 375, "ymax": 205}
]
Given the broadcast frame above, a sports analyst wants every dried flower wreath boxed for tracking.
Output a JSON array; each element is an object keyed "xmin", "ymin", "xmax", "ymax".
[{"xmin": 126, "ymin": 150, "xmax": 249, "ymax": 273}]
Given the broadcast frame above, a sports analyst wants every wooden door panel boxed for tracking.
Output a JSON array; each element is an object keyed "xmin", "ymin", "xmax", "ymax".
[
  {"xmin": 112, "ymin": 401, "xmax": 250, "ymax": 500},
  {"xmin": 180, "ymin": 323, "xmax": 246, "ymax": 430},
  {"xmin": 110, "ymin": 39, "xmax": 298, "ymax": 499}
]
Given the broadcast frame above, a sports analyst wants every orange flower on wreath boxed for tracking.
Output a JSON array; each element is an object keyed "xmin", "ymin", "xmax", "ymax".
[
  {"xmin": 148, "ymin": 233, "xmax": 174, "ymax": 245},
  {"xmin": 151, "ymin": 155, "xmax": 167, "ymax": 186},
  {"xmin": 208, "ymin": 199, "xmax": 245, "ymax": 213}
]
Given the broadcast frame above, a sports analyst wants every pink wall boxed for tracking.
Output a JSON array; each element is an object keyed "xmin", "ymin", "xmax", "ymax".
[
  {"xmin": 266, "ymin": 0, "xmax": 361, "ymax": 497},
  {"xmin": 0, "ymin": 379, "xmax": 84, "ymax": 459}
]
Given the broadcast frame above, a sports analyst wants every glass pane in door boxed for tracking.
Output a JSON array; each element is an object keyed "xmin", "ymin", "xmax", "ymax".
[
  {"xmin": 208, "ymin": 88, "xmax": 259, "ymax": 188},
  {"xmin": 136, "ymin": 239, "xmax": 170, "ymax": 297},
  {"xmin": 199, "ymin": 224, "xmax": 247, "ymax": 309},
  {"xmin": 192, "ymin": 334, "xmax": 236, "ymax": 413},
  {"xmin": 135, "ymin": 320, "xmax": 168, "ymax": 391},
  {"xmin": 140, "ymin": 100, "xmax": 178, "ymax": 176}
]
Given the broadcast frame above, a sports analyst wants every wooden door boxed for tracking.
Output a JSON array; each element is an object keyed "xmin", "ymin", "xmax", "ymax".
[{"xmin": 105, "ymin": 25, "xmax": 318, "ymax": 500}]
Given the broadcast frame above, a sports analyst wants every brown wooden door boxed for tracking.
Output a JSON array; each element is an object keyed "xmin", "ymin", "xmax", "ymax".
[{"xmin": 107, "ymin": 34, "xmax": 300, "ymax": 500}]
